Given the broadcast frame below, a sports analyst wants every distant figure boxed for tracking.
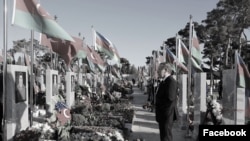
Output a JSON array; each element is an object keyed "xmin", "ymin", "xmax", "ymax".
[
  {"xmin": 218, "ymin": 80, "xmax": 222, "ymax": 100},
  {"xmin": 15, "ymin": 72, "xmax": 26, "ymax": 103},
  {"xmin": 132, "ymin": 78, "xmax": 135, "ymax": 86},
  {"xmin": 155, "ymin": 63, "xmax": 179, "ymax": 141}
]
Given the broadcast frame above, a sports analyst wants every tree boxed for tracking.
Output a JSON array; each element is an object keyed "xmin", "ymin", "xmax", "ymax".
[
  {"xmin": 202, "ymin": 0, "xmax": 250, "ymax": 69},
  {"xmin": 129, "ymin": 64, "xmax": 138, "ymax": 75},
  {"xmin": 120, "ymin": 57, "xmax": 130, "ymax": 74}
]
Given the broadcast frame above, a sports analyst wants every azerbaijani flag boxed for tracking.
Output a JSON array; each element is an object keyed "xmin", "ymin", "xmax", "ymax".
[
  {"xmin": 191, "ymin": 27, "xmax": 202, "ymax": 66},
  {"xmin": 94, "ymin": 30, "xmax": 119, "ymax": 62},
  {"xmin": 85, "ymin": 46, "xmax": 106, "ymax": 72},
  {"xmin": 111, "ymin": 44, "xmax": 121, "ymax": 64},
  {"xmin": 166, "ymin": 47, "xmax": 188, "ymax": 73},
  {"xmin": 95, "ymin": 31, "xmax": 114, "ymax": 56},
  {"xmin": 12, "ymin": 0, "xmax": 74, "ymax": 42},
  {"xmin": 86, "ymin": 56, "xmax": 97, "ymax": 73},
  {"xmin": 178, "ymin": 39, "xmax": 202, "ymax": 71},
  {"xmin": 40, "ymin": 34, "xmax": 86, "ymax": 66},
  {"xmin": 236, "ymin": 51, "xmax": 250, "ymax": 88}
]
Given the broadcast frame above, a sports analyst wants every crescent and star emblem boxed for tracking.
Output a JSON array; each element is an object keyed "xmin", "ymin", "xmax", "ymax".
[{"xmin": 63, "ymin": 109, "xmax": 71, "ymax": 119}]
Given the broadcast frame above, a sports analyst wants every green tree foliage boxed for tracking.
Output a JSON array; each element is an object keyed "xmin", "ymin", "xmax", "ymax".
[
  {"xmin": 202, "ymin": 0, "xmax": 250, "ymax": 69},
  {"xmin": 120, "ymin": 57, "xmax": 130, "ymax": 74},
  {"xmin": 129, "ymin": 64, "xmax": 138, "ymax": 75},
  {"xmin": 164, "ymin": 0, "xmax": 250, "ymax": 72}
]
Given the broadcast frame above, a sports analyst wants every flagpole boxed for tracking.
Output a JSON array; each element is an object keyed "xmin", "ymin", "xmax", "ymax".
[
  {"xmin": 2, "ymin": 0, "xmax": 8, "ymax": 138},
  {"xmin": 162, "ymin": 42, "xmax": 166, "ymax": 63},
  {"xmin": 234, "ymin": 50, "xmax": 238, "ymax": 124},
  {"xmin": 30, "ymin": 30, "xmax": 34, "ymax": 126},
  {"xmin": 187, "ymin": 15, "xmax": 193, "ymax": 136},
  {"xmin": 175, "ymin": 36, "xmax": 178, "ymax": 78}
]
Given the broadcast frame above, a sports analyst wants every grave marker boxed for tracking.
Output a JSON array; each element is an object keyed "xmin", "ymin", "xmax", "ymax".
[{"xmin": 5, "ymin": 65, "xmax": 29, "ymax": 141}]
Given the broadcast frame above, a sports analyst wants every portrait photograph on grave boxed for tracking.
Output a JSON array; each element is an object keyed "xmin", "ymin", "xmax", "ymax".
[
  {"xmin": 52, "ymin": 74, "xmax": 58, "ymax": 96},
  {"xmin": 15, "ymin": 71, "xmax": 26, "ymax": 103}
]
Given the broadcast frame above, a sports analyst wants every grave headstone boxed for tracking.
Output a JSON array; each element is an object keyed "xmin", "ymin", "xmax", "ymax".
[
  {"xmin": 178, "ymin": 74, "xmax": 187, "ymax": 129},
  {"xmin": 66, "ymin": 72, "xmax": 76, "ymax": 108},
  {"xmin": 5, "ymin": 65, "xmax": 29, "ymax": 141},
  {"xmin": 78, "ymin": 73, "xmax": 83, "ymax": 86},
  {"xmin": 236, "ymin": 88, "xmax": 245, "ymax": 124},
  {"xmin": 222, "ymin": 69, "xmax": 236, "ymax": 124},
  {"xmin": 46, "ymin": 69, "xmax": 58, "ymax": 113},
  {"xmin": 193, "ymin": 72, "xmax": 207, "ymax": 124}
]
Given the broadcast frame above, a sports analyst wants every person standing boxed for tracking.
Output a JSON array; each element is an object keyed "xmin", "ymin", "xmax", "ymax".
[{"xmin": 155, "ymin": 63, "xmax": 179, "ymax": 141}]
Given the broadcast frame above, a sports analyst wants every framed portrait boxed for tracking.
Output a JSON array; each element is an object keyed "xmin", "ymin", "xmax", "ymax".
[{"xmin": 15, "ymin": 71, "xmax": 26, "ymax": 103}]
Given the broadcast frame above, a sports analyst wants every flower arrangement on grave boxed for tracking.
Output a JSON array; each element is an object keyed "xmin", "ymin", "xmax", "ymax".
[
  {"xmin": 13, "ymin": 122, "xmax": 57, "ymax": 141},
  {"xmin": 70, "ymin": 126, "xmax": 125, "ymax": 141},
  {"xmin": 68, "ymin": 82, "xmax": 135, "ymax": 140},
  {"xmin": 203, "ymin": 95, "xmax": 223, "ymax": 125}
]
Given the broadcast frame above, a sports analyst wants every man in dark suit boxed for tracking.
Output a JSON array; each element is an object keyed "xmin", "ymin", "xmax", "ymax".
[{"xmin": 155, "ymin": 63, "xmax": 178, "ymax": 141}]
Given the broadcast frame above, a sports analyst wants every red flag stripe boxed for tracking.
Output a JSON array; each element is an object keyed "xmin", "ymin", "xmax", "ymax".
[{"xmin": 16, "ymin": 0, "xmax": 53, "ymax": 20}]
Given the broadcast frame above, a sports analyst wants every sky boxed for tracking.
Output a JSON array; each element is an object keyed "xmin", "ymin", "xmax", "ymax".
[{"xmin": 0, "ymin": 0, "xmax": 220, "ymax": 67}]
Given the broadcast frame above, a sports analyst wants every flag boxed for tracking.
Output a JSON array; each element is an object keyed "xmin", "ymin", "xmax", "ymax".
[
  {"xmin": 40, "ymin": 34, "xmax": 86, "ymax": 66},
  {"xmin": 94, "ymin": 30, "xmax": 119, "ymax": 63},
  {"xmin": 158, "ymin": 51, "xmax": 165, "ymax": 63},
  {"xmin": 166, "ymin": 47, "xmax": 188, "ymax": 73},
  {"xmin": 110, "ymin": 66, "xmax": 121, "ymax": 79},
  {"xmin": 86, "ymin": 56, "xmax": 97, "ymax": 73},
  {"xmin": 178, "ymin": 39, "xmax": 189, "ymax": 64},
  {"xmin": 12, "ymin": 0, "xmax": 74, "ymax": 41},
  {"xmin": 178, "ymin": 39, "xmax": 203, "ymax": 71},
  {"xmin": 56, "ymin": 108, "xmax": 71, "ymax": 126},
  {"xmin": 165, "ymin": 47, "xmax": 176, "ymax": 64},
  {"xmin": 85, "ymin": 46, "xmax": 106, "ymax": 72},
  {"xmin": 191, "ymin": 26, "xmax": 202, "ymax": 65},
  {"xmin": 111, "ymin": 44, "xmax": 120, "ymax": 64},
  {"xmin": 236, "ymin": 51, "xmax": 250, "ymax": 88}
]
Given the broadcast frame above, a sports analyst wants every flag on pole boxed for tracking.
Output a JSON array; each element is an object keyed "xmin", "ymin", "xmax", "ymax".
[
  {"xmin": 111, "ymin": 44, "xmax": 120, "ymax": 64},
  {"xmin": 94, "ymin": 31, "xmax": 114, "ymax": 57},
  {"xmin": 166, "ymin": 47, "xmax": 188, "ymax": 73},
  {"xmin": 12, "ymin": 0, "xmax": 74, "ymax": 41},
  {"xmin": 84, "ymin": 46, "xmax": 106, "ymax": 72},
  {"xmin": 178, "ymin": 39, "xmax": 203, "ymax": 71},
  {"xmin": 40, "ymin": 34, "xmax": 86, "ymax": 66},
  {"xmin": 191, "ymin": 25, "xmax": 202, "ymax": 66},
  {"xmin": 110, "ymin": 66, "xmax": 121, "ymax": 79},
  {"xmin": 86, "ymin": 56, "xmax": 97, "ymax": 73},
  {"xmin": 94, "ymin": 30, "xmax": 120, "ymax": 63},
  {"xmin": 235, "ymin": 51, "xmax": 250, "ymax": 88}
]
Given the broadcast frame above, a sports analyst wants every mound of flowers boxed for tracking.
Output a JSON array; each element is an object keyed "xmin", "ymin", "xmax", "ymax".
[{"xmin": 13, "ymin": 83, "xmax": 135, "ymax": 141}]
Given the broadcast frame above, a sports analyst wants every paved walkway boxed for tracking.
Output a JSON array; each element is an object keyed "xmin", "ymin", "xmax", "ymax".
[{"xmin": 129, "ymin": 86, "xmax": 198, "ymax": 141}]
